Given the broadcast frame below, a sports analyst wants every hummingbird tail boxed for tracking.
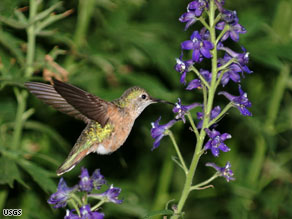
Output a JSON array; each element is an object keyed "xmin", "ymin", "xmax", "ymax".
[{"xmin": 56, "ymin": 148, "xmax": 91, "ymax": 176}]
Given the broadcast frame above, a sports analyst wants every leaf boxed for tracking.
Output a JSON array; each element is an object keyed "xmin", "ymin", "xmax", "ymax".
[
  {"xmin": 0, "ymin": 29, "xmax": 25, "ymax": 67},
  {"xmin": 143, "ymin": 209, "xmax": 174, "ymax": 218},
  {"xmin": 23, "ymin": 121, "xmax": 70, "ymax": 152},
  {"xmin": 17, "ymin": 158, "xmax": 56, "ymax": 193},
  {"xmin": 0, "ymin": 156, "xmax": 28, "ymax": 188},
  {"xmin": 0, "ymin": 15, "xmax": 27, "ymax": 29}
]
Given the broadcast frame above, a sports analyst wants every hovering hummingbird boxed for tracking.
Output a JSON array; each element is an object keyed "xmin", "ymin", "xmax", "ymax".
[{"xmin": 25, "ymin": 78, "xmax": 172, "ymax": 175}]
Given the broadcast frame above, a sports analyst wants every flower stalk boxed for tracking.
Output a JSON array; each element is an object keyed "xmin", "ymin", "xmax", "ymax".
[
  {"xmin": 151, "ymin": 0, "xmax": 252, "ymax": 218},
  {"xmin": 167, "ymin": 130, "xmax": 188, "ymax": 175}
]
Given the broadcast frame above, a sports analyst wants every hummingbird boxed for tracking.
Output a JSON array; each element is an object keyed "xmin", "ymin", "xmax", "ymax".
[{"xmin": 25, "ymin": 78, "xmax": 172, "ymax": 176}]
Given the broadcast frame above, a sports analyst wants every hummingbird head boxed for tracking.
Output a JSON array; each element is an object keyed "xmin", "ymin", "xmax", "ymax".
[{"xmin": 115, "ymin": 86, "xmax": 173, "ymax": 118}]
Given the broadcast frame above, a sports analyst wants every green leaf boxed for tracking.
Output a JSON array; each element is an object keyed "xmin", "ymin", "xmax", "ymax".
[
  {"xmin": 31, "ymin": 2, "xmax": 63, "ymax": 24},
  {"xmin": 23, "ymin": 121, "xmax": 70, "ymax": 152},
  {"xmin": 143, "ymin": 209, "xmax": 174, "ymax": 218},
  {"xmin": 0, "ymin": 156, "xmax": 27, "ymax": 188},
  {"xmin": 0, "ymin": 29, "xmax": 25, "ymax": 67},
  {"xmin": 0, "ymin": 15, "xmax": 27, "ymax": 29},
  {"xmin": 17, "ymin": 158, "xmax": 56, "ymax": 193}
]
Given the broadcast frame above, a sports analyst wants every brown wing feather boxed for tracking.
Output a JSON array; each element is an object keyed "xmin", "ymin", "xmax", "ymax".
[
  {"xmin": 25, "ymin": 82, "xmax": 90, "ymax": 123},
  {"xmin": 52, "ymin": 78, "xmax": 110, "ymax": 127}
]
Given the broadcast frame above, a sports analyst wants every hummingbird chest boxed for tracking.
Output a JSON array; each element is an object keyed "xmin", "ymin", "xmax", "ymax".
[{"xmin": 84, "ymin": 109, "xmax": 135, "ymax": 154}]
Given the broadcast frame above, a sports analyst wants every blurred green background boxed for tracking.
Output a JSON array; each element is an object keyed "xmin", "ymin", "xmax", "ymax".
[{"xmin": 0, "ymin": 0, "xmax": 292, "ymax": 218}]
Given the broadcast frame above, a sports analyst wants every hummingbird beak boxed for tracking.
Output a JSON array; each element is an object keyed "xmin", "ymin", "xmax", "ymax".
[{"xmin": 150, "ymin": 97, "xmax": 175, "ymax": 106}]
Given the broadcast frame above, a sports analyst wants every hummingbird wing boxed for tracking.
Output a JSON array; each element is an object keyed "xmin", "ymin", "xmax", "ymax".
[
  {"xmin": 25, "ymin": 82, "xmax": 90, "ymax": 123},
  {"xmin": 52, "ymin": 78, "xmax": 110, "ymax": 127}
]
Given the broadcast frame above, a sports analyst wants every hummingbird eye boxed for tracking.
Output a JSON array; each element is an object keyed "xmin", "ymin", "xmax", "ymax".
[{"xmin": 141, "ymin": 94, "xmax": 147, "ymax": 100}]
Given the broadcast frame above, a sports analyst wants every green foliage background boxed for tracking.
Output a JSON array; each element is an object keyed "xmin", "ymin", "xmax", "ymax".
[{"xmin": 0, "ymin": 0, "xmax": 292, "ymax": 218}]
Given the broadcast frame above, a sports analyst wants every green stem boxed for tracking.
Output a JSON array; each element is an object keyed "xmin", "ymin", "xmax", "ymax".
[
  {"xmin": 203, "ymin": 85, "xmax": 207, "ymax": 108},
  {"xmin": 190, "ymin": 173, "xmax": 219, "ymax": 191},
  {"xmin": 25, "ymin": 0, "xmax": 38, "ymax": 77},
  {"xmin": 12, "ymin": 88, "xmax": 27, "ymax": 149},
  {"xmin": 247, "ymin": 63, "xmax": 290, "ymax": 189},
  {"xmin": 265, "ymin": 63, "xmax": 290, "ymax": 133},
  {"xmin": 0, "ymin": 189, "xmax": 8, "ymax": 211},
  {"xmin": 216, "ymin": 58, "xmax": 235, "ymax": 73},
  {"xmin": 208, "ymin": 102, "xmax": 233, "ymax": 127},
  {"xmin": 65, "ymin": 0, "xmax": 96, "ymax": 69},
  {"xmin": 186, "ymin": 112, "xmax": 199, "ymax": 139},
  {"xmin": 91, "ymin": 200, "xmax": 105, "ymax": 211},
  {"xmin": 215, "ymin": 25, "xmax": 229, "ymax": 45},
  {"xmin": 167, "ymin": 131, "xmax": 188, "ymax": 175},
  {"xmin": 74, "ymin": 0, "xmax": 96, "ymax": 48},
  {"xmin": 214, "ymin": 69, "xmax": 228, "ymax": 89},
  {"xmin": 71, "ymin": 193, "xmax": 83, "ymax": 206},
  {"xmin": 198, "ymin": 17, "xmax": 210, "ymax": 30},
  {"xmin": 171, "ymin": 1, "xmax": 218, "ymax": 217},
  {"xmin": 190, "ymin": 66, "xmax": 210, "ymax": 89},
  {"xmin": 69, "ymin": 199, "xmax": 81, "ymax": 217}
]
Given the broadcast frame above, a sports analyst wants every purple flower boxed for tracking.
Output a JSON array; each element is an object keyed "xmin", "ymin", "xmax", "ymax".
[
  {"xmin": 186, "ymin": 69, "xmax": 211, "ymax": 90},
  {"xmin": 188, "ymin": 0, "xmax": 208, "ymax": 17},
  {"xmin": 172, "ymin": 98, "xmax": 201, "ymax": 123},
  {"xmin": 151, "ymin": 117, "xmax": 177, "ymax": 150},
  {"xmin": 197, "ymin": 106, "xmax": 221, "ymax": 129},
  {"xmin": 220, "ymin": 46, "xmax": 252, "ymax": 74},
  {"xmin": 226, "ymin": 46, "xmax": 253, "ymax": 74},
  {"xmin": 206, "ymin": 162, "xmax": 235, "ymax": 182},
  {"xmin": 79, "ymin": 167, "xmax": 93, "ymax": 192},
  {"xmin": 204, "ymin": 128, "xmax": 231, "ymax": 157},
  {"xmin": 218, "ymin": 55, "xmax": 242, "ymax": 86},
  {"xmin": 217, "ymin": 46, "xmax": 252, "ymax": 86},
  {"xmin": 214, "ymin": 0, "xmax": 225, "ymax": 12},
  {"xmin": 48, "ymin": 178, "xmax": 76, "ymax": 208},
  {"xmin": 65, "ymin": 205, "xmax": 104, "ymax": 219},
  {"xmin": 219, "ymin": 85, "xmax": 252, "ymax": 116},
  {"xmin": 91, "ymin": 169, "xmax": 106, "ymax": 190},
  {"xmin": 89, "ymin": 185, "xmax": 123, "ymax": 204},
  {"xmin": 216, "ymin": 10, "xmax": 246, "ymax": 42},
  {"xmin": 175, "ymin": 54, "xmax": 194, "ymax": 84},
  {"xmin": 181, "ymin": 30, "xmax": 213, "ymax": 62},
  {"xmin": 179, "ymin": 11, "xmax": 197, "ymax": 31}
]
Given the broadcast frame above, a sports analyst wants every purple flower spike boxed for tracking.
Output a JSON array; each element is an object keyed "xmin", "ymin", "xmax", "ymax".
[
  {"xmin": 197, "ymin": 106, "xmax": 221, "ymax": 129},
  {"xmin": 206, "ymin": 162, "xmax": 235, "ymax": 182},
  {"xmin": 204, "ymin": 128, "xmax": 231, "ymax": 157},
  {"xmin": 48, "ymin": 178, "xmax": 76, "ymax": 208},
  {"xmin": 151, "ymin": 117, "xmax": 177, "ymax": 150},
  {"xmin": 219, "ymin": 85, "xmax": 252, "ymax": 116},
  {"xmin": 175, "ymin": 55, "xmax": 194, "ymax": 84},
  {"xmin": 172, "ymin": 98, "xmax": 201, "ymax": 123},
  {"xmin": 65, "ymin": 205, "xmax": 104, "ymax": 219},
  {"xmin": 79, "ymin": 167, "xmax": 93, "ymax": 192},
  {"xmin": 91, "ymin": 169, "xmax": 106, "ymax": 190},
  {"xmin": 181, "ymin": 30, "xmax": 213, "ymax": 62}
]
